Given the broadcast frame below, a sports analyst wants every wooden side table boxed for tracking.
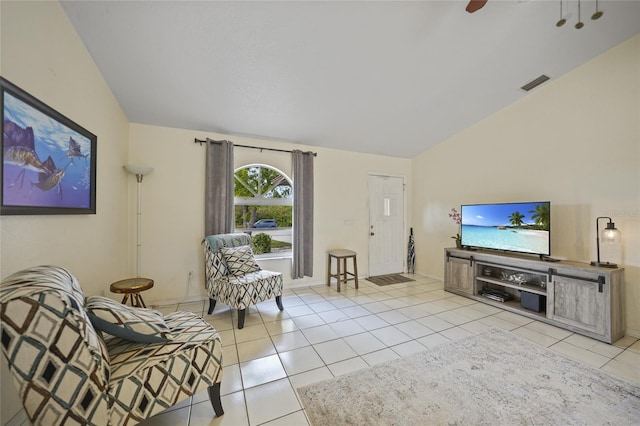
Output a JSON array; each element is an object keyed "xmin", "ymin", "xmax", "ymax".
[{"xmin": 110, "ymin": 277, "xmax": 154, "ymax": 308}]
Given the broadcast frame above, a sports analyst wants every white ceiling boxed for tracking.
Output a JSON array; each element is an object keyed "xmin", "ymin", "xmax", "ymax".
[{"xmin": 61, "ymin": 1, "xmax": 640, "ymax": 158}]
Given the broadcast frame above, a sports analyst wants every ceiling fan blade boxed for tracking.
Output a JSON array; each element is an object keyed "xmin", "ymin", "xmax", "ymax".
[{"xmin": 466, "ymin": 0, "xmax": 488, "ymax": 13}]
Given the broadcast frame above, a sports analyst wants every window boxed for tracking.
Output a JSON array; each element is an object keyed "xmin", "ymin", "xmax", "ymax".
[{"xmin": 234, "ymin": 164, "xmax": 292, "ymax": 257}]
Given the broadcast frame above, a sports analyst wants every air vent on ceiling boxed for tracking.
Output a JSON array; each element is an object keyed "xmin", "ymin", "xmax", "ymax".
[{"xmin": 520, "ymin": 75, "xmax": 550, "ymax": 92}]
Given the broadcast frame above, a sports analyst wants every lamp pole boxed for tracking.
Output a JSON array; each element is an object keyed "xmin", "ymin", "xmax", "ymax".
[{"xmin": 124, "ymin": 165, "xmax": 153, "ymax": 277}]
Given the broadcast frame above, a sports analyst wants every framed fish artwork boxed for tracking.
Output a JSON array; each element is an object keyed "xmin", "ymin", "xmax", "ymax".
[{"xmin": 1, "ymin": 77, "xmax": 97, "ymax": 215}]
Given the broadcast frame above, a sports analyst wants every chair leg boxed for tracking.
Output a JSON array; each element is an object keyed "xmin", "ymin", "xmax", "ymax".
[
  {"xmin": 208, "ymin": 298, "xmax": 217, "ymax": 314},
  {"xmin": 275, "ymin": 295, "xmax": 284, "ymax": 311},
  {"xmin": 207, "ymin": 383, "xmax": 224, "ymax": 417},
  {"xmin": 238, "ymin": 309, "xmax": 246, "ymax": 329}
]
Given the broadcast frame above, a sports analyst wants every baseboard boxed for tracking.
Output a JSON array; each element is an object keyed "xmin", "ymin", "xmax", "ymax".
[
  {"xmin": 5, "ymin": 409, "xmax": 27, "ymax": 426},
  {"xmin": 625, "ymin": 327, "xmax": 640, "ymax": 340}
]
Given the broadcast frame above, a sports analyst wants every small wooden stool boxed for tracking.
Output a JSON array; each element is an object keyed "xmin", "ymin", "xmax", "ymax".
[
  {"xmin": 327, "ymin": 249, "xmax": 358, "ymax": 292},
  {"xmin": 110, "ymin": 277, "xmax": 154, "ymax": 308}
]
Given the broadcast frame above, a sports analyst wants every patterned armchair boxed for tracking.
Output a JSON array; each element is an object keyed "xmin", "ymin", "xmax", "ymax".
[
  {"xmin": 0, "ymin": 265, "xmax": 223, "ymax": 426},
  {"xmin": 203, "ymin": 233, "xmax": 284, "ymax": 328}
]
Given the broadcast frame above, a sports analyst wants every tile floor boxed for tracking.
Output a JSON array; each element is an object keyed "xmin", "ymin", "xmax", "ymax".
[{"xmin": 140, "ymin": 274, "xmax": 640, "ymax": 426}]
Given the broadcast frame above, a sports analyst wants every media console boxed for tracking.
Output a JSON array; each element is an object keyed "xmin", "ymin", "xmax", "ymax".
[{"xmin": 444, "ymin": 248, "xmax": 625, "ymax": 343}]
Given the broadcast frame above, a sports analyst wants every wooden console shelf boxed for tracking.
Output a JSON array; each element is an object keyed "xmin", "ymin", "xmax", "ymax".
[{"xmin": 444, "ymin": 248, "xmax": 625, "ymax": 343}]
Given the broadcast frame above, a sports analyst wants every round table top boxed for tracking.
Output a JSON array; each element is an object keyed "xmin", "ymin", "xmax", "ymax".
[
  {"xmin": 110, "ymin": 277, "xmax": 154, "ymax": 293},
  {"xmin": 328, "ymin": 249, "xmax": 357, "ymax": 258}
]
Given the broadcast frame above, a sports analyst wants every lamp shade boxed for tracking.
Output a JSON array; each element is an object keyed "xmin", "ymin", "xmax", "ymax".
[
  {"xmin": 601, "ymin": 222, "xmax": 621, "ymax": 244},
  {"xmin": 124, "ymin": 164, "xmax": 154, "ymax": 176}
]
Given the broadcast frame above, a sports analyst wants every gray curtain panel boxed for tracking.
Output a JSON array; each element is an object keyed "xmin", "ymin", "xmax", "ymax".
[
  {"xmin": 292, "ymin": 150, "xmax": 314, "ymax": 278},
  {"xmin": 205, "ymin": 139, "xmax": 234, "ymax": 236}
]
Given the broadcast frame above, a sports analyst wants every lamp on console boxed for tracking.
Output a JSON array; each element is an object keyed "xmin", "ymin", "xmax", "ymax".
[
  {"xmin": 124, "ymin": 164, "xmax": 154, "ymax": 277},
  {"xmin": 590, "ymin": 217, "xmax": 621, "ymax": 268}
]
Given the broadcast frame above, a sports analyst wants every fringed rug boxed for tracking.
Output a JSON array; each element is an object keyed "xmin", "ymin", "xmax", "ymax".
[
  {"xmin": 298, "ymin": 328, "xmax": 640, "ymax": 425},
  {"xmin": 366, "ymin": 273, "xmax": 414, "ymax": 286}
]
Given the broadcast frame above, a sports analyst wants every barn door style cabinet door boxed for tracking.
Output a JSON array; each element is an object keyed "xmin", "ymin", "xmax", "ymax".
[
  {"xmin": 444, "ymin": 248, "xmax": 625, "ymax": 343},
  {"xmin": 444, "ymin": 251, "xmax": 474, "ymax": 295}
]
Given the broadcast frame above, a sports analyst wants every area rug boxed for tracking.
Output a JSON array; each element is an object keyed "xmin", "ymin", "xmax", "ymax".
[
  {"xmin": 366, "ymin": 273, "xmax": 414, "ymax": 286},
  {"xmin": 297, "ymin": 328, "xmax": 640, "ymax": 425}
]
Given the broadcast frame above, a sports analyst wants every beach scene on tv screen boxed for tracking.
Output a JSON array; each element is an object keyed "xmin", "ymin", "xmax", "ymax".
[{"xmin": 461, "ymin": 202, "xmax": 550, "ymax": 255}]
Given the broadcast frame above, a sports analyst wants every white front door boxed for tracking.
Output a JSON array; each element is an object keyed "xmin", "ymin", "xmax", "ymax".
[{"xmin": 368, "ymin": 175, "xmax": 405, "ymax": 277}]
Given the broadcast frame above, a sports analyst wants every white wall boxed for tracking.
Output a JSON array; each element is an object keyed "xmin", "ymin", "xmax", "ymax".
[
  {"xmin": 412, "ymin": 35, "xmax": 640, "ymax": 336},
  {"xmin": 128, "ymin": 123, "xmax": 412, "ymax": 303},
  {"xmin": 0, "ymin": 1, "xmax": 130, "ymax": 423}
]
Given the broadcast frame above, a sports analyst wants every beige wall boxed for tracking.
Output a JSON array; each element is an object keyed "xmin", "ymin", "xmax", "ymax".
[
  {"xmin": 0, "ymin": 0, "xmax": 638, "ymax": 423},
  {"xmin": 412, "ymin": 35, "xmax": 640, "ymax": 337},
  {"xmin": 0, "ymin": 1, "xmax": 130, "ymax": 423},
  {"xmin": 129, "ymin": 123, "xmax": 412, "ymax": 303}
]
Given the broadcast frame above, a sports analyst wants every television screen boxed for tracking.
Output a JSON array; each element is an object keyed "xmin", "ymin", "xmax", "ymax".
[{"xmin": 460, "ymin": 201, "xmax": 550, "ymax": 256}]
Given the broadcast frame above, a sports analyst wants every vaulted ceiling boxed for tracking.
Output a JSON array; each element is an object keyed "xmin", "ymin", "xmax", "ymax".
[{"xmin": 61, "ymin": 1, "xmax": 640, "ymax": 158}]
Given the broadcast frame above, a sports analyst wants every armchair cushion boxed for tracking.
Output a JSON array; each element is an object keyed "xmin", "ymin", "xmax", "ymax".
[
  {"xmin": 220, "ymin": 245, "xmax": 261, "ymax": 276},
  {"xmin": 86, "ymin": 296, "xmax": 173, "ymax": 343}
]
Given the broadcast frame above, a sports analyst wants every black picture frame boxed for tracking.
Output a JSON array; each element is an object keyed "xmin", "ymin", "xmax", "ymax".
[{"xmin": 1, "ymin": 77, "xmax": 97, "ymax": 215}]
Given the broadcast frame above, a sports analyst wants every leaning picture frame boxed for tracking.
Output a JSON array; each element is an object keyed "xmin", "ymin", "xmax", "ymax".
[{"xmin": 1, "ymin": 77, "xmax": 97, "ymax": 215}]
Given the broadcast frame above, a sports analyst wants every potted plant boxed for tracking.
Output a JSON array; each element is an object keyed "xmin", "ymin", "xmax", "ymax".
[{"xmin": 449, "ymin": 208, "xmax": 462, "ymax": 248}]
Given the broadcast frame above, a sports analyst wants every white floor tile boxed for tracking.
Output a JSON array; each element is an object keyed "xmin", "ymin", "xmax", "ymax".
[
  {"xmin": 237, "ymin": 337, "xmax": 277, "ymax": 363},
  {"xmin": 417, "ymin": 333, "xmax": 451, "ymax": 348},
  {"xmin": 265, "ymin": 318, "xmax": 299, "ymax": 336},
  {"xmin": 220, "ymin": 363, "xmax": 243, "ymax": 395},
  {"xmin": 271, "ymin": 330, "xmax": 310, "ymax": 353},
  {"xmin": 415, "ymin": 315, "xmax": 455, "ymax": 332},
  {"xmin": 288, "ymin": 367, "xmax": 334, "ymax": 393},
  {"xmin": 143, "ymin": 275, "xmax": 638, "ymax": 426},
  {"xmin": 279, "ymin": 346, "xmax": 325, "ymax": 375},
  {"xmin": 261, "ymin": 410, "xmax": 310, "ymax": 426},
  {"xmin": 327, "ymin": 319, "xmax": 367, "ymax": 337},
  {"xmin": 353, "ymin": 314, "xmax": 390, "ymax": 331},
  {"xmin": 245, "ymin": 378, "xmax": 301, "ymax": 426},
  {"xmin": 313, "ymin": 339, "xmax": 358, "ymax": 364},
  {"xmin": 191, "ymin": 391, "xmax": 248, "ymax": 426},
  {"xmin": 301, "ymin": 324, "xmax": 340, "ymax": 344},
  {"xmin": 240, "ymin": 354, "xmax": 287, "ymax": 388},
  {"xmin": 361, "ymin": 348, "xmax": 401, "ymax": 366},
  {"xmin": 343, "ymin": 332, "xmax": 386, "ymax": 355},
  {"xmin": 394, "ymin": 320, "xmax": 435, "ymax": 339},
  {"xmin": 549, "ymin": 341, "xmax": 611, "ymax": 368},
  {"xmin": 139, "ymin": 405, "xmax": 189, "ymax": 426},
  {"xmin": 439, "ymin": 326, "xmax": 473, "ymax": 341},
  {"xmin": 327, "ymin": 356, "xmax": 369, "ymax": 376},
  {"xmin": 370, "ymin": 325, "xmax": 412, "ymax": 346},
  {"xmin": 234, "ymin": 324, "xmax": 269, "ymax": 344},
  {"xmin": 375, "ymin": 310, "xmax": 411, "ymax": 325},
  {"xmin": 316, "ymin": 309, "xmax": 349, "ymax": 323},
  {"xmin": 291, "ymin": 313, "xmax": 326, "ymax": 329}
]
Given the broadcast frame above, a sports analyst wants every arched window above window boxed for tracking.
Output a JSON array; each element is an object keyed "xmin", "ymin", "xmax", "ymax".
[{"xmin": 234, "ymin": 165, "xmax": 292, "ymax": 257}]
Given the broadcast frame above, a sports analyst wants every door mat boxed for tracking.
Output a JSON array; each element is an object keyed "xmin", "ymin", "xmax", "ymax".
[{"xmin": 366, "ymin": 274, "xmax": 414, "ymax": 286}]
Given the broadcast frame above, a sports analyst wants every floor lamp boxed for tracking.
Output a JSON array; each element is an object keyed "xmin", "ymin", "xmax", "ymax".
[{"xmin": 124, "ymin": 164, "xmax": 154, "ymax": 277}]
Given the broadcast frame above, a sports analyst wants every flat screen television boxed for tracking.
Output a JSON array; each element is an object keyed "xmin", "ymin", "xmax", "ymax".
[{"xmin": 460, "ymin": 201, "xmax": 550, "ymax": 257}]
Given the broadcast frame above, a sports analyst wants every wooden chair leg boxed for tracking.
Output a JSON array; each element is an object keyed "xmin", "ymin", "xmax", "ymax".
[
  {"xmin": 207, "ymin": 383, "xmax": 224, "ymax": 417},
  {"xmin": 337, "ymin": 257, "xmax": 342, "ymax": 292},
  {"xmin": 353, "ymin": 255, "xmax": 359, "ymax": 289},
  {"xmin": 238, "ymin": 309, "xmax": 246, "ymax": 329},
  {"xmin": 208, "ymin": 298, "xmax": 217, "ymax": 314},
  {"xmin": 327, "ymin": 254, "xmax": 331, "ymax": 286},
  {"xmin": 275, "ymin": 295, "xmax": 284, "ymax": 311}
]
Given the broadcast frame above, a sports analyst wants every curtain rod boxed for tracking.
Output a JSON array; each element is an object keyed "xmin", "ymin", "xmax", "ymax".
[{"xmin": 194, "ymin": 138, "xmax": 317, "ymax": 157}]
